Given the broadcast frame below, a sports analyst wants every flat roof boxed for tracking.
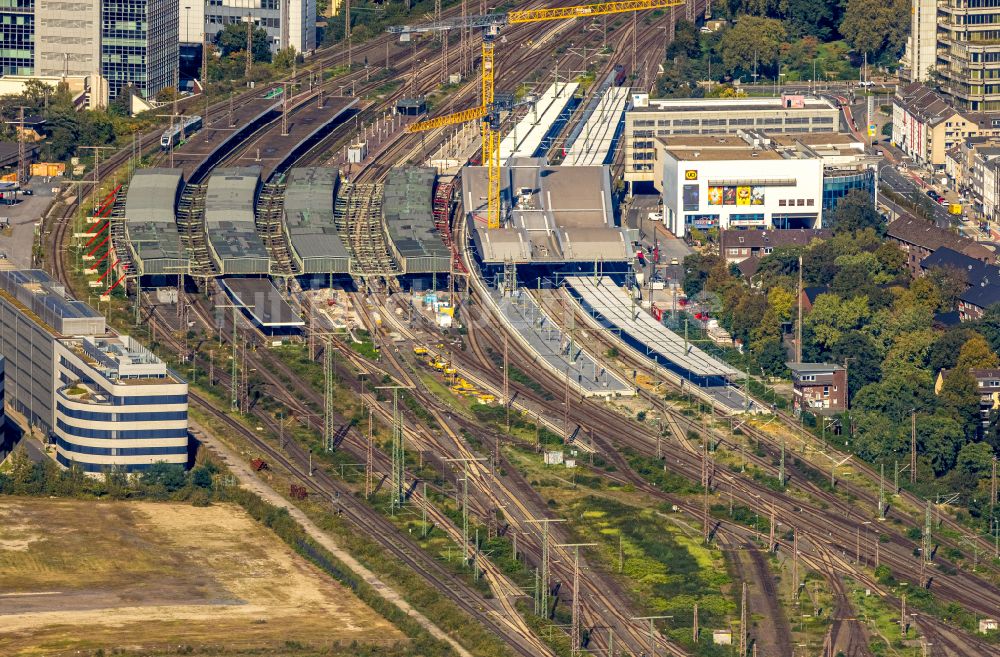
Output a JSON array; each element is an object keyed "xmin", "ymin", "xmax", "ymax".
[
  {"xmin": 657, "ymin": 135, "xmax": 784, "ymax": 161},
  {"xmin": 125, "ymin": 169, "xmax": 182, "ymax": 224},
  {"xmin": 383, "ymin": 167, "xmax": 451, "ymax": 273},
  {"xmin": 283, "ymin": 167, "xmax": 350, "ymax": 273},
  {"xmin": 220, "ymin": 278, "xmax": 304, "ymax": 327},
  {"xmin": 565, "ymin": 276, "xmax": 741, "ymax": 381},
  {"xmin": 562, "ymin": 86, "xmax": 630, "ymax": 167},
  {"xmin": 463, "ymin": 159, "xmax": 629, "ymax": 264},
  {"xmin": 206, "ymin": 166, "xmax": 259, "ymax": 225},
  {"xmin": 771, "ymin": 132, "xmax": 859, "ymax": 147},
  {"xmin": 663, "ymin": 148, "xmax": 782, "ymax": 161},
  {"xmin": 0, "ymin": 269, "xmax": 104, "ymax": 336},
  {"xmin": 205, "ymin": 166, "xmax": 269, "ymax": 271},
  {"xmin": 787, "ymin": 362, "xmax": 844, "ymax": 373},
  {"xmin": 633, "ymin": 96, "xmax": 837, "ymax": 113}
]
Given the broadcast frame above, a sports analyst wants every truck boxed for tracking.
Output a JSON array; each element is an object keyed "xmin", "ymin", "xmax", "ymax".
[{"xmin": 949, "ymin": 203, "xmax": 962, "ymax": 215}]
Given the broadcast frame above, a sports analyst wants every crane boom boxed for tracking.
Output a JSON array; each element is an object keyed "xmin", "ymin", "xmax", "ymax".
[
  {"xmin": 509, "ymin": 0, "xmax": 681, "ymax": 23},
  {"xmin": 389, "ymin": 0, "xmax": 684, "ymax": 230},
  {"xmin": 406, "ymin": 104, "xmax": 489, "ymax": 133}
]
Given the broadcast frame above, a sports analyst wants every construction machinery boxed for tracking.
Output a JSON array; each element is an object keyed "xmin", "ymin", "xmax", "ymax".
[{"xmin": 388, "ymin": 0, "xmax": 682, "ymax": 230}]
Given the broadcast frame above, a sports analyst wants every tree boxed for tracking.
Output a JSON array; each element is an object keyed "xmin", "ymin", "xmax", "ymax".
[
  {"xmin": 830, "ymin": 331, "xmax": 881, "ymax": 397},
  {"xmin": 938, "ymin": 368, "xmax": 981, "ymax": 439},
  {"xmin": 665, "ymin": 20, "xmax": 701, "ymax": 61},
  {"xmin": 925, "ymin": 266, "xmax": 968, "ymax": 312},
  {"xmin": 191, "ymin": 466, "xmax": 214, "ymax": 489},
  {"xmin": 216, "ymin": 24, "xmax": 272, "ymax": 63},
  {"xmin": 786, "ymin": 0, "xmax": 840, "ymax": 40},
  {"xmin": 682, "ymin": 253, "xmax": 723, "ymax": 298},
  {"xmin": 956, "ymin": 442, "xmax": 994, "ymax": 480},
  {"xmin": 839, "ymin": 0, "xmax": 909, "ymax": 61},
  {"xmin": 927, "ymin": 328, "xmax": 975, "ymax": 374},
  {"xmin": 852, "ymin": 371, "xmax": 934, "ymax": 423},
  {"xmin": 954, "ymin": 333, "xmax": 1000, "ymax": 372},
  {"xmin": 881, "ymin": 329, "xmax": 936, "ymax": 380},
  {"xmin": 805, "ymin": 293, "xmax": 870, "ymax": 351},
  {"xmin": 852, "ymin": 410, "xmax": 906, "ymax": 463},
  {"xmin": 273, "ymin": 46, "xmax": 297, "ymax": 70},
  {"xmin": 719, "ymin": 16, "xmax": 787, "ymax": 78},
  {"xmin": 829, "ymin": 190, "xmax": 884, "ymax": 236},
  {"xmin": 917, "ymin": 413, "xmax": 966, "ymax": 476},
  {"xmin": 757, "ymin": 339, "xmax": 789, "ymax": 377},
  {"xmin": 139, "ymin": 462, "xmax": 187, "ymax": 493}
]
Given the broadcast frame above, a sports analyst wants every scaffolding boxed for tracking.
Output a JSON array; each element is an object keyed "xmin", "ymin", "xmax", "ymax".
[
  {"xmin": 256, "ymin": 181, "xmax": 299, "ymax": 277},
  {"xmin": 433, "ymin": 177, "xmax": 466, "ymax": 274},
  {"xmin": 108, "ymin": 184, "xmax": 135, "ymax": 278},
  {"xmin": 176, "ymin": 183, "xmax": 217, "ymax": 279},
  {"xmin": 334, "ymin": 182, "xmax": 400, "ymax": 277}
]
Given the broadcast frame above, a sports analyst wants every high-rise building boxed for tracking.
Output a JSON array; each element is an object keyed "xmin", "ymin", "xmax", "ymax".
[
  {"xmin": 0, "ymin": 269, "xmax": 188, "ymax": 474},
  {"xmin": 906, "ymin": 0, "xmax": 1000, "ymax": 112},
  {"xmin": 101, "ymin": 0, "xmax": 178, "ymax": 100},
  {"xmin": 201, "ymin": 0, "xmax": 316, "ymax": 54},
  {"xmin": 0, "ymin": 0, "xmax": 35, "ymax": 76},
  {"xmin": 4, "ymin": 0, "xmax": 178, "ymax": 99}
]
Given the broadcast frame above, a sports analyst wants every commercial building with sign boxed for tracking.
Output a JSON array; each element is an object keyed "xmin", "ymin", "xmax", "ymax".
[
  {"xmin": 624, "ymin": 93, "xmax": 840, "ymax": 189},
  {"xmin": 659, "ymin": 135, "xmax": 824, "ymax": 237}
]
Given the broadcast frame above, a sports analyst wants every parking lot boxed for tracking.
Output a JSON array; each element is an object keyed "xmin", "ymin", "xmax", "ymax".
[{"xmin": 0, "ymin": 179, "xmax": 59, "ymax": 269}]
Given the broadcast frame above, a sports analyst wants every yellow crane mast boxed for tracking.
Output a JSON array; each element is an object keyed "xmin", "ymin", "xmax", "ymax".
[{"xmin": 389, "ymin": 0, "xmax": 683, "ymax": 230}]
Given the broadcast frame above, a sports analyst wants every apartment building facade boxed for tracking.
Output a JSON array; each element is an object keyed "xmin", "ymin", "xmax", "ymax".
[
  {"xmin": 198, "ymin": 0, "xmax": 316, "ymax": 54},
  {"xmin": 892, "ymin": 82, "xmax": 1000, "ymax": 167},
  {"xmin": 907, "ymin": 0, "xmax": 1000, "ymax": 112}
]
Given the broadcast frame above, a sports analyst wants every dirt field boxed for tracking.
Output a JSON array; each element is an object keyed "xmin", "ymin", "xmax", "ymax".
[{"xmin": 0, "ymin": 497, "xmax": 404, "ymax": 656}]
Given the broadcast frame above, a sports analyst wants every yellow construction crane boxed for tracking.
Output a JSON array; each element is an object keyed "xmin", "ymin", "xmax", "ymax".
[{"xmin": 389, "ymin": 0, "xmax": 682, "ymax": 230}]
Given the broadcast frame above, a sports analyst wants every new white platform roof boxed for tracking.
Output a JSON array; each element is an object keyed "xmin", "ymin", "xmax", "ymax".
[
  {"xmin": 565, "ymin": 276, "xmax": 741, "ymax": 380},
  {"xmin": 499, "ymin": 82, "xmax": 578, "ymax": 163},
  {"xmin": 563, "ymin": 86, "xmax": 630, "ymax": 167}
]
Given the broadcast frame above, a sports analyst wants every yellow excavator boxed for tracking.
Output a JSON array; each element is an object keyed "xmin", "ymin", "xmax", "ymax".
[{"xmin": 388, "ymin": 0, "xmax": 683, "ymax": 230}]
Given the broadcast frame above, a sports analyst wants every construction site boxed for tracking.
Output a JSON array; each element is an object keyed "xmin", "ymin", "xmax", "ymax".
[{"xmin": 20, "ymin": 1, "xmax": 1000, "ymax": 657}]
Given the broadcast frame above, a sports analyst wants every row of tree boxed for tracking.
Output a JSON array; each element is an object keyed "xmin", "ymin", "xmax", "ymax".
[
  {"xmin": 0, "ymin": 448, "xmax": 217, "ymax": 502},
  {"xmin": 658, "ymin": 0, "xmax": 909, "ymax": 96}
]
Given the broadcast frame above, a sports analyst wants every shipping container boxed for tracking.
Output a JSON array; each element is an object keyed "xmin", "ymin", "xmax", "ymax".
[{"xmin": 31, "ymin": 162, "xmax": 65, "ymax": 177}]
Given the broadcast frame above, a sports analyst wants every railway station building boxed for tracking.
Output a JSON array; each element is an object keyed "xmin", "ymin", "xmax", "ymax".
[
  {"xmin": 0, "ymin": 269, "xmax": 188, "ymax": 474},
  {"xmin": 462, "ymin": 158, "xmax": 631, "ymax": 282}
]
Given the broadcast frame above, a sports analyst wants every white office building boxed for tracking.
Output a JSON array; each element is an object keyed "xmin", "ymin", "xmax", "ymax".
[
  {"xmin": 0, "ymin": 270, "xmax": 188, "ymax": 474},
  {"xmin": 624, "ymin": 93, "xmax": 839, "ymax": 188},
  {"xmin": 658, "ymin": 134, "xmax": 824, "ymax": 238},
  {"xmin": 199, "ymin": 0, "xmax": 316, "ymax": 54}
]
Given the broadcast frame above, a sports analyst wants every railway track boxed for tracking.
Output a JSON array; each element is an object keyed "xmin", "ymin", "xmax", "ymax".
[{"xmin": 440, "ymin": 207, "xmax": 1000, "ymax": 645}]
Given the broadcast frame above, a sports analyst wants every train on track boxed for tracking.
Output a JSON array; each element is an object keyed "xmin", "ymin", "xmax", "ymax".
[{"xmin": 160, "ymin": 115, "xmax": 203, "ymax": 149}]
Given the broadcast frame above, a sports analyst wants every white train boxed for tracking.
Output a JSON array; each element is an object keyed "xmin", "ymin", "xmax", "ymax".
[{"xmin": 160, "ymin": 115, "xmax": 203, "ymax": 149}]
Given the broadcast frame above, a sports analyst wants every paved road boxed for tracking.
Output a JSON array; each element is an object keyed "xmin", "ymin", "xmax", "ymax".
[
  {"xmin": 625, "ymin": 193, "xmax": 691, "ymax": 287},
  {"xmin": 879, "ymin": 165, "xmax": 957, "ymax": 229}
]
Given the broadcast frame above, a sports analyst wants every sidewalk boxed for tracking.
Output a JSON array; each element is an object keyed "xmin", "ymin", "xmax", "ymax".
[{"xmin": 191, "ymin": 419, "xmax": 474, "ymax": 657}]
